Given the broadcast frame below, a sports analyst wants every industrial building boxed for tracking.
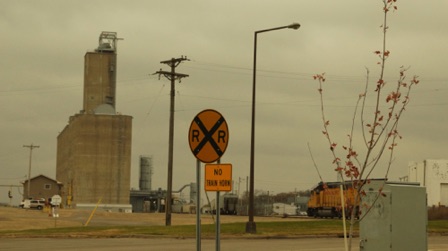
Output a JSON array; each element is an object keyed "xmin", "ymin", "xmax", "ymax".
[
  {"xmin": 129, "ymin": 155, "xmax": 198, "ymax": 213},
  {"xmin": 408, "ymin": 159, "xmax": 448, "ymax": 207},
  {"xmin": 130, "ymin": 155, "xmax": 165, "ymax": 213},
  {"xmin": 56, "ymin": 32, "xmax": 133, "ymax": 212}
]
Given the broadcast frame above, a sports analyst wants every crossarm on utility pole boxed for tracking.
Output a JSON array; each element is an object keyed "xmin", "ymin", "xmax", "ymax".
[{"xmin": 154, "ymin": 70, "xmax": 189, "ymax": 82}]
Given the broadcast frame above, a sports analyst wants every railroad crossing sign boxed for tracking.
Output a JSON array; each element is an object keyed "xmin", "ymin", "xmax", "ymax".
[
  {"xmin": 189, "ymin": 109, "xmax": 229, "ymax": 163},
  {"xmin": 205, "ymin": 164, "xmax": 232, "ymax": 191}
]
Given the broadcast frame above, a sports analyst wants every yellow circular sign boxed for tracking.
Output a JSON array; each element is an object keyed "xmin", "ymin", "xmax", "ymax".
[{"xmin": 188, "ymin": 109, "xmax": 229, "ymax": 163}]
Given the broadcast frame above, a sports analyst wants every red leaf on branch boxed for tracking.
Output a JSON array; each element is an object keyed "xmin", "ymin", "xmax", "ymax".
[
  {"xmin": 412, "ymin": 76, "xmax": 420, "ymax": 84},
  {"xmin": 333, "ymin": 157, "xmax": 341, "ymax": 164},
  {"xmin": 386, "ymin": 91, "xmax": 401, "ymax": 103}
]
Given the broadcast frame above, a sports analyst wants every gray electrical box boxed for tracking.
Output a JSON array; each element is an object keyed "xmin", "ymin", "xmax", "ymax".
[{"xmin": 359, "ymin": 180, "xmax": 427, "ymax": 251}]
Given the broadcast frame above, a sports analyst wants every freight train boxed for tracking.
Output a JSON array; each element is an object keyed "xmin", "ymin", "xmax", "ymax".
[{"xmin": 306, "ymin": 181, "xmax": 359, "ymax": 218}]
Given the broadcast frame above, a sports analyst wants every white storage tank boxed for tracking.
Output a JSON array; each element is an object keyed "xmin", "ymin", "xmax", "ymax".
[{"xmin": 139, "ymin": 155, "xmax": 153, "ymax": 191}]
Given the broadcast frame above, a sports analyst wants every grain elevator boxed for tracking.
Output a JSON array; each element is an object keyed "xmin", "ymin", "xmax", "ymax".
[{"xmin": 56, "ymin": 32, "xmax": 133, "ymax": 211}]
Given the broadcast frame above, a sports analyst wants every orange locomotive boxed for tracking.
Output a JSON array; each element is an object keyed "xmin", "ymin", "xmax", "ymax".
[{"xmin": 307, "ymin": 181, "xmax": 359, "ymax": 218}]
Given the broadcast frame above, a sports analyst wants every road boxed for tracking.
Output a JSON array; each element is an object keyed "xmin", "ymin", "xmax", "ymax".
[{"xmin": 1, "ymin": 236, "xmax": 447, "ymax": 251}]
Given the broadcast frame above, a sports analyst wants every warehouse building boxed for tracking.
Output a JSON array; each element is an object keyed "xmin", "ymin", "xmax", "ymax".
[{"xmin": 408, "ymin": 159, "xmax": 448, "ymax": 207}]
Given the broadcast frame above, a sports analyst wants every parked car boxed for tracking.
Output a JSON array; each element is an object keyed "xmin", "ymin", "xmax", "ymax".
[
  {"xmin": 29, "ymin": 199, "xmax": 46, "ymax": 210},
  {"xmin": 20, "ymin": 199, "xmax": 46, "ymax": 210}
]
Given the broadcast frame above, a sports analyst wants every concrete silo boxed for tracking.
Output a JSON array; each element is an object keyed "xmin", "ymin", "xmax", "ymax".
[{"xmin": 56, "ymin": 32, "xmax": 133, "ymax": 212}]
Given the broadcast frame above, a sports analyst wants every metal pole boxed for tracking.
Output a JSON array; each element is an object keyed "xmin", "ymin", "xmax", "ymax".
[
  {"xmin": 216, "ymin": 158, "xmax": 221, "ymax": 251},
  {"xmin": 246, "ymin": 30, "xmax": 258, "ymax": 234},
  {"xmin": 215, "ymin": 191, "xmax": 221, "ymax": 251},
  {"xmin": 196, "ymin": 159, "xmax": 201, "ymax": 251},
  {"xmin": 246, "ymin": 23, "xmax": 300, "ymax": 234}
]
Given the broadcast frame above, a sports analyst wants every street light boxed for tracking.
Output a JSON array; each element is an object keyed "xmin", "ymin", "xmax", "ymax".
[{"xmin": 246, "ymin": 23, "xmax": 300, "ymax": 234}]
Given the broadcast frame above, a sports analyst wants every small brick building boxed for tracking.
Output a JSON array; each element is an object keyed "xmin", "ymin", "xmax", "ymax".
[{"xmin": 22, "ymin": 174, "xmax": 63, "ymax": 200}]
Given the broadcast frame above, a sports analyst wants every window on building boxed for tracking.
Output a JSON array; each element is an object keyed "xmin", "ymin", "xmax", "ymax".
[{"xmin": 44, "ymin": 184, "xmax": 51, "ymax": 190}]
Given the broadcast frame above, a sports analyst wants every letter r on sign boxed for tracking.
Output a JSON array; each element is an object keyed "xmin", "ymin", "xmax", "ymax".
[
  {"xmin": 218, "ymin": 130, "xmax": 226, "ymax": 143},
  {"xmin": 192, "ymin": 129, "xmax": 200, "ymax": 142}
]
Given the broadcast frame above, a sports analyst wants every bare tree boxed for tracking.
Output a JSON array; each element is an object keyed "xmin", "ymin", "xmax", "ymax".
[{"xmin": 313, "ymin": 1, "xmax": 419, "ymax": 250}]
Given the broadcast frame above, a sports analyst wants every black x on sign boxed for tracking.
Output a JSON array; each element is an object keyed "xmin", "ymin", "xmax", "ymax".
[{"xmin": 189, "ymin": 109, "xmax": 229, "ymax": 163}]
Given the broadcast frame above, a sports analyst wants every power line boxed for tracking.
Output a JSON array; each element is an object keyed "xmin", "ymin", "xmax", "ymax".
[{"xmin": 2, "ymin": 59, "xmax": 447, "ymax": 95}]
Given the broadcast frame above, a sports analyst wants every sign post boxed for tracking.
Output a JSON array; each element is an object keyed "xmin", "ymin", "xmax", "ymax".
[
  {"xmin": 216, "ymin": 189, "xmax": 220, "ymax": 251},
  {"xmin": 205, "ymin": 162, "xmax": 232, "ymax": 251},
  {"xmin": 189, "ymin": 109, "xmax": 230, "ymax": 251},
  {"xmin": 196, "ymin": 159, "xmax": 201, "ymax": 251},
  {"xmin": 51, "ymin": 195, "xmax": 62, "ymax": 227}
]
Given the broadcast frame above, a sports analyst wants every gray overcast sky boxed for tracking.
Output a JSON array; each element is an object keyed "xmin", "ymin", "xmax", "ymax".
[{"xmin": 1, "ymin": 0, "xmax": 447, "ymax": 204}]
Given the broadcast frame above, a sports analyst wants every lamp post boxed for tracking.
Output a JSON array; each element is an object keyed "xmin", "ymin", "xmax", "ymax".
[{"xmin": 246, "ymin": 23, "xmax": 300, "ymax": 234}]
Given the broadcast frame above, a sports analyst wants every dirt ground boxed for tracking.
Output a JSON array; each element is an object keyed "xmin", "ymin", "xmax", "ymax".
[{"xmin": 0, "ymin": 206, "xmax": 308, "ymax": 231}]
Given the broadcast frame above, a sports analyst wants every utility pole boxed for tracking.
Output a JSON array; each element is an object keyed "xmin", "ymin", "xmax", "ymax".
[
  {"xmin": 154, "ymin": 56, "xmax": 189, "ymax": 226},
  {"xmin": 23, "ymin": 143, "xmax": 39, "ymax": 199}
]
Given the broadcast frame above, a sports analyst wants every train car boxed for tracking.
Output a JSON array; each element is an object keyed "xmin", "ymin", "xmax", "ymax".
[
  {"xmin": 306, "ymin": 181, "xmax": 359, "ymax": 218},
  {"xmin": 221, "ymin": 193, "xmax": 238, "ymax": 215},
  {"xmin": 212, "ymin": 193, "xmax": 238, "ymax": 215}
]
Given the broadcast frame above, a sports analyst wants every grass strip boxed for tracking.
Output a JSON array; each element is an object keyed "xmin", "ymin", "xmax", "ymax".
[{"xmin": 2, "ymin": 220, "xmax": 446, "ymax": 238}]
